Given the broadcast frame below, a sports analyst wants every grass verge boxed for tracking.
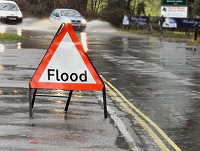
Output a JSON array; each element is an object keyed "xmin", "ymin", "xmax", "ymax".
[
  {"xmin": 119, "ymin": 29, "xmax": 200, "ymax": 47},
  {"xmin": 119, "ymin": 29, "xmax": 192, "ymax": 39},
  {"xmin": 0, "ymin": 33, "xmax": 27, "ymax": 41},
  {"xmin": 187, "ymin": 40, "xmax": 200, "ymax": 46}
]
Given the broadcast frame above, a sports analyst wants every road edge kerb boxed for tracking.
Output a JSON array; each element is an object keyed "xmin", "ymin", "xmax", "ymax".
[{"xmin": 97, "ymin": 95, "xmax": 143, "ymax": 151}]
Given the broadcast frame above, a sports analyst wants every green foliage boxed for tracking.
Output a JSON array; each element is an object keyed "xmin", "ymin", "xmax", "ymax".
[
  {"xmin": 30, "ymin": 1, "xmax": 54, "ymax": 16},
  {"xmin": 136, "ymin": 2, "xmax": 146, "ymax": 16},
  {"xmin": 145, "ymin": 0, "xmax": 160, "ymax": 16},
  {"xmin": 101, "ymin": 8, "xmax": 125, "ymax": 26},
  {"xmin": 0, "ymin": 33, "xmax": 27, "ymax": 41},
  {"xmin": 63, "ymin": 0, "xmax": 88, "ymax": 14},
  {"xmin": 187, "ymin": 40, "xmax": 200, "ymax": 46},
  {"xmin": 101, "ymin": 0, "xmax": 126, "ymax": 26},
  {"xmin": 87, "ymin": 0, "xmax": 107, "ymax": 14},
  {"xmin": 194, "ymin": 0, "xmax": 200, "ymax": 17},
  {"xmin": 12, "ymin": 0, "xmax": 199, "ymax": 27},
  {"xmin": 120, "ymin": 29, "xmax": 192, "ymax": 40}
]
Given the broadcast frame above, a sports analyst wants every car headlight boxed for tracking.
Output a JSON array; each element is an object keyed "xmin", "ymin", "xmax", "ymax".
[
  {"xmin": 0, "ymin": 15, "xmax": 7, "ymax": 18},
  {"xmin": 1, "ymin": 12, "xmax": 7, "ymax": 17},
  {"xmin": 81, "ymin": 19, "xmax": 86, "ymax": 24},
  {"xmin": 18, "ymin": 12, "xmax": 23, "ymax": 18}
]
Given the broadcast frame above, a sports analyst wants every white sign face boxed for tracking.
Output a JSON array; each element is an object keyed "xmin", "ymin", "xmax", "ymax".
[
  {"xmin": 39, "ymin": 32, "xmax": 96, "ymax": 84},
  {"xmin": 161, "ymin": 6, "xmax": 187, "ymax": 18}
]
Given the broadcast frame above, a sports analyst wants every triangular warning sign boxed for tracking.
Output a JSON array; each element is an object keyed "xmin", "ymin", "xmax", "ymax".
[{"xmin": 30, "ymin": 23, "xmax": 104, "ymax": 91}]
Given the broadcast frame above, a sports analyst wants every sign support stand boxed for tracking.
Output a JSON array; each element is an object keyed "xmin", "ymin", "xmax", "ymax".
[
  {"xmin": 29, "ymin": 87, "xmax": 107, "ymax": 118},
  {"xmin": 103, "ymin": 87, "xmax": 107, "ymax": 118},
  {"xmin": 29, "ymin": 87, "xmax": 32, "ymax": 118},
  {"xmin": 65, "ymin": 90, "xmax": 73, "ymax": 111},
  {"xmin": 28, "ymin": 23, "xmax": 107, "ymax": 119}
]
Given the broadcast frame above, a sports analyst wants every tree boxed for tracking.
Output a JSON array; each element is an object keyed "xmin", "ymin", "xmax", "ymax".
[
  {"xmin": 89, "ymin": 0, "xmax": 105, "ymax": 13},
  {"xmin": 28, "ymin": 0, "xmax": 39, "ymax": 5},
  {"xmin": 107, "ymin": 0, "xmax": 126, "ymax": 9},
  {"xmin": 63, "ymin": 0, "xmax": 88, "ymax": 15},
  {"xmin": 26, "ymin": 0, "xmax": 54, "ymax": 16},
  {"xmin": 126, "ymin": 0, "xmax": 133, "ymax": 12},
  {"xmin": 101, "ymin": 0, "xmax": 126, "ymax": 26},
  {"xmin": 187, "ymin": 0, "xmax": 196, "ymax": 18},
  {"xmin": 194, "ymin": 0, "xmax": 200, "ymax": 17},
  {"xmin": 136, "ymin": 1, "xmax": 146, "ymax": 16}
]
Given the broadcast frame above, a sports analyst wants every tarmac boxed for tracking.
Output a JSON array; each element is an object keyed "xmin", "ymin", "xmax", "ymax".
[
  {"xmin": 0, "ymin": 87, "xmax": 140, "ymax": 151},
  {"xmin": 0, "ymin": 48, "xmax": 142, "ymax": 151}
]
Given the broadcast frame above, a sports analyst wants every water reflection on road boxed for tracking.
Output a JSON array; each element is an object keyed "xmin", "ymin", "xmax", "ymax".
[{"xmin": 0, "ymin": 44, "xmax": 5, "ymax": 52}]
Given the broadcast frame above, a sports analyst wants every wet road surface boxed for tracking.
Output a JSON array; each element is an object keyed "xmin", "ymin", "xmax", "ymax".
[
  {"xmin": 0, "ymin": 23, "xmax": 130, "ymax": 150},
  {"xmin": 0, "ymin": 20, "xmax": 200, "ymax": 150},
  {"xmin": 0, "ymin": 87, "xmax": 128, "ymax": 151},
  {"xmin": 87, "ymin": 33, "xmax": 200, "ymax": 151}
]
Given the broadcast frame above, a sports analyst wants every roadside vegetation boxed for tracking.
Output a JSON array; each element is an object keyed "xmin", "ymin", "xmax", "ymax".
[
  {"xmin": 187, "ymin": 40, "xmax": 200, "ymax": 46},
  {"xmin": 13, "ymin": 0, "xmax": 200, "ymax": 26},
  {"xmin": 12, "ymin": 0, "xmax": 200, "ymax": 40},
  {"xmin": 0, "ymin": 33, "xmax": 27, "ymax": 42},
  {"xmin": 6, "ymin": 0, "xmax": 200, "ymax": 44},
  {"xmin": 120, "ymin": 29, "xmax": 192, "ymax": 39},
  {"xmin": 120, "ymin": 28, "xmax": 200, "ymax": 47}
]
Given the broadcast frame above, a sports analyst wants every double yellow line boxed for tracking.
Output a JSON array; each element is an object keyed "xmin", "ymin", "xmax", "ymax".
[{"xmin": 101, "ymin": 75, "xmax": 181, "ymax": 151}]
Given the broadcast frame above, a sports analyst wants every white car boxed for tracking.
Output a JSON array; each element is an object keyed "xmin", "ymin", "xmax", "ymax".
[
  {"xmin": 0, "ymin": 1, "xmax": 23, "ymax": 23},
  {"xmin": 50, "ymin": 9, "xmax": 86, "ymax": 30}
]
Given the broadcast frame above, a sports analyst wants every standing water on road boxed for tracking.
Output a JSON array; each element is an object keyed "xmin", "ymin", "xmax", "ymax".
[{"xmin": 0, "ymin": 18, "xmax": 117, "ymax": 50}]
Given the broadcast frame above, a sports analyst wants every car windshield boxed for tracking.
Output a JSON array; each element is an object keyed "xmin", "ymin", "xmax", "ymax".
[
  {"xmin": 0, "ymin": 3, "xmax": 19, "ymax": 11},
  {"xmin": 61, "ymin": 10, "xmax": 81, "ymax": 17}
]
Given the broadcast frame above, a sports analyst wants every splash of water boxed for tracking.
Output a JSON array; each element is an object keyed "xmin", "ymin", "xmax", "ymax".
[
  {"xmin": 85, "ymin": 20, "xmax": 116, "ymax": 33},
  {"xmin": 2, "ymin": 18, "xmax": 116, "ymax": 33},
  {"xmin": 13, "ymin": 18, "xmax": 60, "ymax": 30}
]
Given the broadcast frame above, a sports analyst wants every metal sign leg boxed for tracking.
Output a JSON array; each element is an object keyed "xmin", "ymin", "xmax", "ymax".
[
  {"xmin": 28, "ymin": 88, "xmax": 106, "ymax": 118},
  {"xmin": 103, "ymin": 87, "xmax": 107, "ymax": 118},
  {"xmin": 29, "ymin": 88, "xmax": 37, "ymax": 118},
  {"xmin": 65, "ymin": 90, "xmax": 73, "ymax": 112},
  {"xmin": 29, "ymin": 87, "xmax": 32, "ymax": 118},
  {"xmin": 32, "ymin": 89, "xmax": 37, "ymax": 108}
]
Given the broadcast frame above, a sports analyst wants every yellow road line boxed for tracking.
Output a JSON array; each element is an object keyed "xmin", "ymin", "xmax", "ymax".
[
  {"xmin": 105, "ymin": 84, "xmax": 170, "ymax": 150},
  {"xmin": 101, "ymin": 75, "xmax": 181, "ymax": 151}
]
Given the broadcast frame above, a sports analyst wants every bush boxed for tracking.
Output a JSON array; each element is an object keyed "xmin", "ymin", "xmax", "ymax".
[
  {"xmin": 101, "ymin": 8, "xmax": 125, "ymax": 27},
  {"xmin": 14, "ymin": 0, "xmax": 54, "ymax": 17}
]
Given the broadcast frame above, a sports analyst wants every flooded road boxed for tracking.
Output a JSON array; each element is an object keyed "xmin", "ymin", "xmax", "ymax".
[
  {"xmin": 87, "ymin": 34, "xmax": 200, "ymax": 151},
  {"xmin": 0, "ymin": 19, "xmax": 130, "ymax": 151},
  {"xmin": 0, "ymin": 18, "xmax": 200, "ymax": 150}
]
